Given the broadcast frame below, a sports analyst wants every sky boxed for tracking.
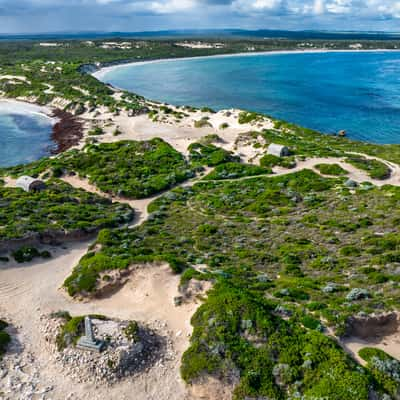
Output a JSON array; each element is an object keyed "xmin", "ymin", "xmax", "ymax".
[{"xmin": 1, "ymin": 0, "xmax": 400, "ymax": 33}]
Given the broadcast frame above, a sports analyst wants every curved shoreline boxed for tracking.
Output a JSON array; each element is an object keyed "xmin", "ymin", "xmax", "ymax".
[
  {"xmin": 0, "ymin": 99, "xmax": 56, "ymax": 122},
  {"xmin": 0, "ymin": 100, "xmax": 83, "ymax": 165},
  {"xmin": 92, "ymin": 48, "xmax": 400, "ymax": 80}
]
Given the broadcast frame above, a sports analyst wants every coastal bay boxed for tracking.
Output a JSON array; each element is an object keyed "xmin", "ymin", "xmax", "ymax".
[{"xmin": 97, "ymin": 50, "xmax": 400, "ymax": 144}]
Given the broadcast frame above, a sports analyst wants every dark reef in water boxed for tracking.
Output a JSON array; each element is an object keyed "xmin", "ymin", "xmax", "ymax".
[{"xmin": 51, "ymin": 110, "xmax": 83, "ymax": 154}]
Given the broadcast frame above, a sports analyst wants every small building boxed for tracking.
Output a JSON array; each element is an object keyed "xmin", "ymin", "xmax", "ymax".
[
  {"xmin": 267, "ymin": 143, "xmax": 290, "ymax": 157},
  {"xmin": 15, "ymin": 176, "xmax": 46, "ymax": 192}
]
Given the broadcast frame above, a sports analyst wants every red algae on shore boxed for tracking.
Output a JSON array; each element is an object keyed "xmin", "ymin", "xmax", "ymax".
[{"xmin": 51, "ymin": 109, "xmax": 83, "ymax": 153}]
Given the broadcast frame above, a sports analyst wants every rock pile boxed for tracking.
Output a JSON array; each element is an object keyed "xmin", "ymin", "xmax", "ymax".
[{"xmin": 40, "ymin": 315, "xmax": 175, "ymax": 385}]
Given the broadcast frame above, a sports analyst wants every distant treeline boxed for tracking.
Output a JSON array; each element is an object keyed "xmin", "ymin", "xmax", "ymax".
[{"xmin": 0, "ymin": 38, "xmax": 400, "ymax": 66}]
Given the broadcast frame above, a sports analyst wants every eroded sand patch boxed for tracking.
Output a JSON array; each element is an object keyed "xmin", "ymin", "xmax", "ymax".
[{"xmin": 342, "ymin": 313, "xmax": 400, "ymax": 364}]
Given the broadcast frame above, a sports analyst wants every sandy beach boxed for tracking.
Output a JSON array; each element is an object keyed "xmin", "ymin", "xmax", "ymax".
[
  {"xmin": 92, "ymin": 48, "xmax": 400, "ymax": 80},
  {"xmin": 0, "ymin": 99, "xmax": 56, "ymax": 122}
]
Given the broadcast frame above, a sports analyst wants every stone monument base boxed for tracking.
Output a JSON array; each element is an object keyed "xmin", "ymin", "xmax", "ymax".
[{"xmin": 77, "ymin": 337, "xmax": 105, "ymax": 352}]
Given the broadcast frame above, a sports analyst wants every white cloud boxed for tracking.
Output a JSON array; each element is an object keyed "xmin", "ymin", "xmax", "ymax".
[
  {"xmin": 326, "ymin": 0, "xmax": 352, "ymax": 14},
  {"xmin": 2, "ymin": 0, "xmax": 400, "ymax": 32},
  {"xmin": 149, "ymin": 0, "xmax": 197, "ymax": 14},
  {"xmin": 313, "ymin": 0, "xmax": 325, "ymax": 15}
]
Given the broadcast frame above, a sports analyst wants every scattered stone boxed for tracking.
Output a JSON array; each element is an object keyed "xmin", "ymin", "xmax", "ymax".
[{"xmin": 39, "ymin": 314, "xmax": 173, "ymax": 386}]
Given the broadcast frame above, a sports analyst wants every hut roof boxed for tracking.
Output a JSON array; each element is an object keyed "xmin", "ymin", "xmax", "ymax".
[
  {"xmin": 267, "ymin": 143, "xmax": 289, "ymax": 157},
  {"xmin": 15, "ymin": 176, "xmax": 45, "ymax": 192}
]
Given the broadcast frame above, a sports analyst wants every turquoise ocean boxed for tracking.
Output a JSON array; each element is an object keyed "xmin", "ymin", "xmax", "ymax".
[{"xmin": 99, "ymin": 51, "xmax": 400, "ymax": 144}]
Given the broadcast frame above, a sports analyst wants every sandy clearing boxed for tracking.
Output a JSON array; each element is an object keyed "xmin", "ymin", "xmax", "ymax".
[
  {"xmin": 342, "ymin": 333, "xmax": 400, "ymax": 365},
  {"xmin": 79, "ymin": 107, "xmax": 273, "ymax": 161},
  {"xmin": 0, "ymin": 242, "xmax": 204, "ymax": 399}
]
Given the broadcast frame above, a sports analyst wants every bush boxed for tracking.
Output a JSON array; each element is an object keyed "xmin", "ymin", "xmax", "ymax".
[
  {"xmin": 260, "ymin": 154, "xmax": 295, "ymax": 169},
  {"xmin": 359, "ymin": 348, "xmax": 400, "ymax": 397},
  {"xmin": 88, "ymin": 127, "xmax": 104, "ymax": 136},
  {"xmin": 188, "ymin": 142, "xmax": 239, "ymax": 167},
  {"xmin": 238, "ymin": 111, "xmax": 264, "ymax": 124},
  {"xmin": 12, "ymin": 246, "xmax": 40, "ymax": 263},
  {"xmin": 0, "ymin": 331, "xmax": 10, "ymax": 356},
  {"xmin": 345, "ymin": 156, "xmax": 391, "ymax": 180},
  {"xmin": 123, "ymin": 321, "xmax": 139, "ymax": 342},
  {"xmin": 315, "ymin": 163, "xmax": 348, "ymax": 176},
  {"xmin": 203, "ymin": 162, "xmax": 271, "ymax": 180},
  {"xmin": 194, "ymin": 118, "xmax": 212, "ymax": 128}
]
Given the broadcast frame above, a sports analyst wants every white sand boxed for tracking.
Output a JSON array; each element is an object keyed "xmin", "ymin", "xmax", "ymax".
[
  {"xmin": 0, "ymin": 99, "xmax": 56, "ymax": 123},
  {"xmin": 343, "ymin": 333, "xmax": 400, "ymax": 365},
  {"xmin": 92, "ymin": 49, "xmax": 400, "ymax": 80}
]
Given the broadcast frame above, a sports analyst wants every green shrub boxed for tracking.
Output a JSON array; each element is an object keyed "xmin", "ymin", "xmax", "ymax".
[
  {"xmin": 88, "ymin": 127, "xmax": 104, "ymax": 136},
  {"xmin": 0, "ymin": 180, "xmax": 134, "ymax": 242},
  {"xmin": 359, "ymin": 347, "xmax": 400, "ymax": 397},
  {"xmin": 188, "ymin": 143, "xmax": 239, "ymax": 167},
  {"xmin": 123, "ymin": 321, "xmax": 139, "ymax": 342},
  {"xmin": 260, "ymin": 154, "xmax": 295, "ymax": 169},
  {"xmin": 12, "ymin": 246, "xmax": 41, "ymax": 263},
  {"xmin": 345, "ymin": 156, "xmax": 391, "ymax": 180},
  {"xmin": 0, "ymin": 331, "xmax": 10, "ymax": 356},
  {"xmin": 194, "ymin": 118, "xmax": 212, "ymax": 128},
  {"xmin": 203, "ymin": 162, "xmax": 271, "ymax": 180},
  {"xmin": 238, "ymin": 111, "xmax": 264, "ymax": 124},
  {"xmin": 315, "ymin": 163, "xmax": 348, "ymax": 176}
]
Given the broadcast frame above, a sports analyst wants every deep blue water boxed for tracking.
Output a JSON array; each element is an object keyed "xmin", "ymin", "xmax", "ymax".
[
  {"xmin": 99, "ymin": 51, "xmax": 400, "ymax": 144},
  {"xmin": 0, "ymin": 112, "xmax": 55, "ymax": 167}
]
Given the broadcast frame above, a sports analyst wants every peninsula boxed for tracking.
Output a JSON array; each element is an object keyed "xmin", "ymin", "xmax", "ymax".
[{"xmin": 0, "ymin": 37, "xmax": 400, "ymax": 400}]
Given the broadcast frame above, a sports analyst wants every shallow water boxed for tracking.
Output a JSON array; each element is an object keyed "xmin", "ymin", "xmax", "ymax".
[
  {"xmin": 99, "ymin": 51, "xmax": 400, "ymax": 144},
  {"xmin": 0, "ymin": 110, "xmax": 55, "ymax": 167}
]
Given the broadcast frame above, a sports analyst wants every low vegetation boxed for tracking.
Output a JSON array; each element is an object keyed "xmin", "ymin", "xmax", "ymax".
[
  {"xmin": 203, "ymin": 162, "xmax": 271, "ymax": 180},
  {"xmin": 61, "ymin": 165, "xmax": 400, "ymax": 397},
  {"xmin": 238, "ymin": 111, "xmax": 265, "ymax": 125},
  {"xmin": 182, "ymin": 282, "xmax": 374, "ymax": 400},
  {"xmin": 188, "ymin": 142, "xmax": 239, "ymax": 167},
  {"xmin": 3, "ymin": 38, "xmax": 400, "ymax": 399},
  {"xmin": 315, "ymin": 163, "xmax": 348, "ymax": 176},
  {"xmin": 345, "ymin": 156, "xmax": 391, "ymax": 180},
  {"xmin": 359, "ymin": 347, "xmax": 400, "ymax": 398},
  {"xmin": 0, "ymin": 180, "xmax": 133, "ymax": 241},
  {"xmin": 3, "ymin": 139, "xmax": 195, "ymax": 199},
  {"xmin": 12, "ymin": 246, "xmax": 51, "ymax": 263}
]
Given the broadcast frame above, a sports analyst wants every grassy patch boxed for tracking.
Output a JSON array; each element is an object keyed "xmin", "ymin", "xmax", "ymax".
[
  {"xmin": 345, "ymin": 156, "xmax": 391, "ymax": 180},
  {"xmin": 203, "ymin": 162, "xmax": 272, "ymax": 180},
  {"xmin": 0, "ymin": 180, "xmax": 133, "ymax": 241},
  {"xmin": 315, "ymin": 163, "xmax": 348, "ymax": 176},
  {"xmin": 188, "ymin": 143, "xmax": 239, "ymax": 167},
  {"xmin": 238, "ymin": 111, "xmax": 265, "ymax": 125},
  {"xmin": 359, "ymin": 347, "xmax": 400, "ymax": 397},
  {"xmin": 3, "ymin": 139, "xmax": 195, "ymax": 199}
]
